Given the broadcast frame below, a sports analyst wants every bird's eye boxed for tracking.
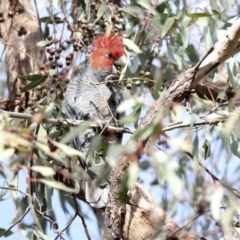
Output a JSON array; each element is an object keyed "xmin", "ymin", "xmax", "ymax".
[{"xmin": 107, "ymin": 52, "xmax": 113, "ymax": 58}]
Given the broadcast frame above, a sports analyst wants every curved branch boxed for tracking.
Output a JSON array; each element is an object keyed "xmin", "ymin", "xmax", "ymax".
[{"xmin": 103, "ymin": 16, "xmax": 240, "ymax": 240}]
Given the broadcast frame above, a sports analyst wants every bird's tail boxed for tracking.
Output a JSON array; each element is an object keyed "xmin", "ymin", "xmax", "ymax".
[
  {"xmin": 85, "ymin": 162, "xmax": 112, "ymax": 208},
  {"xmin": 85, "ymin": 181, "xmax": 109, "ymax": 208}
]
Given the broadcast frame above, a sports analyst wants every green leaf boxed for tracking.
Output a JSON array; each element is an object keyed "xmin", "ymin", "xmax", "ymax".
[
  {"xmin": 20, "ymin": 75, "xmax": 47, "ymax": 92},
  {"xmin": 230, "ymin": 133, "xmax": 240, "ymax": 158},
  {"xmin": 88, "ymin": 136, "xmax": 101, "ymax": 165},
  {"xmin": 3, "ymin": 131, "xmax": 31, "ymax": 147},
  {"xmin": 31, "ymin": 166, "xmax": 56, "ymax": 177},
  {"xmin": 186, "ymin": 44, "xmax": 199, "ymax": 62},
  {"xmin": 183, "ymin": 114, "xmax": 200, "ymax": 126},
  {"xmin": 137, "ymin": 0, "xmax": 152, "ymax": 10},
  {"xmin": 19, "ymin": 74, "xmax": 47, "ymax": 82},
  {"xmin": 165, "ymin": 63, "xmax": 173, "ymax": 81},
  {"xmin": 203, "ymin": 26, "xmax": 212, "ymax": 49},
  {"xmin": 107, "ymin": 144, "xmax": 123, "ymax": 167},
  {"xmin": 119, "ymin": 190, "xmax": 138, "ymax": 207},
  {"xmin": 94, "ymin": 2, "xmax": 106, "ymax": 24},
  {"xmin": 10, "ymin": 197, "xmax": 29, "ymax": 224},
  {"xmin": 0, "ymin": 228, "xmax": 14, "ymax": 237},
  {"xmin": 127, "ymin": 163, "xmax": 139, "ymax": 189},
  {"xmin": 48, "ymin": 130, "xmax": 63, "ymax": 139},
  {"xmin": 203, "ymin": 111, "xmax": 229, "ymax": 122},
  {"xmin": 49, "ymin": 140, "xmax": 85, "ymax": 159},
  {"xmin": 228, "ymin": 60, "xmax": 237, "ymax": 91},
  {"xmin": 205, "ymin": 128, "xmax": 213, "ymax": 141},
  {"xmin": 217, "ymin": 91, "xmax": 227, "ymax": 101},
  {"xmin": 41, "ymin": 102, "xmax": 55, "ymax": 118},
  {"xmin": 133, "ymin": 106, "xmax": 142, "ymax": 129},
  {"xmin": 123, "ymin": 38, "xmax": 141, "ymax": 53},
  {"xmin": 130, "ymin": 55, "xmax": 139, "ymax": 73},
  {"xmin": 105, "ymin": 22, "xmax": 113, "ymax": 35},
  {"xmin": 33, "ymin": 229, "xmax": 52, "ymax": 240},
  {"xmin": 117, "ymin": 96, "xmax": 143, "ymax": 113},
  {"xmin": 202, "ymin": 139, "xmax": 211, "ymax": 160},
  {"xmin": 124, "ymin": 6, "xmax": 143, "ymax": 19},
  {"xmin": 210, "ymin": 186, "xmax": 223, "ymax": 221},
  {"xmin": 181, "ymin": 27, "xmax": 189, "ymax": 49},
  {"xmin": 60, "ymin": 123, "xmax": 90, "ymax": 144},
  {"xmin": 220, "ymin": 0, "xmax": 234, "ymax": 11},
  {"xmin": 153, "ymin": 151, "xmax": 183, "ymax": 197},
  {"xmin": 40, "ymin": 179, "xmax": 80, "ymax": 193},
  {"xmin": 192, "ymin": 134, "xmax": 199, "ymax": 161},
  {"xmin": 212, "ymin": 10, "xmax": 221, "ymax": 15},
  {"xmin": 134, "ymin": 125, "xmax": 154, "ymax": 141},
  {"xmin": 156, "ymin": 2, "xmax": 167, "ymax": 13},
  {"xmin": 37, "ymin": 40, "xmax": 51, "ymax": 47},
  {"xmin": 161, "ymin": 17, "xmax": 175, "ymax": 38},
  {"xmin": 187, "ymin": 13, "xmax": 211, "ymax": 18},
  {"xmin": 221, "ymin": 209, "xmax": 234, "ymax": 238}
]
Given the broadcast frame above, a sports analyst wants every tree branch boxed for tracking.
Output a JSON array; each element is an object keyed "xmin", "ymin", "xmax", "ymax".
[
  {"xmin": 0, "ymin": 109, "xmax": 134, "ymax": 134},
  {"xmin": 0, "ymin": 109, "xmax": 230, "ymax": 135},
  {"xmin": 103, "ymin": 16, "xmax": 240, "ymax": 240}
]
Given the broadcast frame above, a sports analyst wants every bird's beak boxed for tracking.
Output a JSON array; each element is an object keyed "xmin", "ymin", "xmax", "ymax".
[
  {"xmin": 114, "ymin": 55, "xmax": 127, "ymax": 67},
  {"xmin": 113, "ymin": 55, "xmax": 127, "ymax": 74}
]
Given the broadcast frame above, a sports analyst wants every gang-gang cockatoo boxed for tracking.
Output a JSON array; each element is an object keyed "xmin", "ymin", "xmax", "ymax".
[{"xmin": 65, "ymin": 34, "xmax": 126, "ymax": 208}]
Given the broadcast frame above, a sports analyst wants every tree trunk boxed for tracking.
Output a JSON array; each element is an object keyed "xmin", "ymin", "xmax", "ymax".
[{"xmin": 0, "ymin": 0, "xmax": 43, "ymax": 111}]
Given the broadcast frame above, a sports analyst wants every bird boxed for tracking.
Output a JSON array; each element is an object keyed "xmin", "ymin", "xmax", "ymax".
[{"xmin": 64, "ymin": 33, "xmax": 126, "ymax": 208}]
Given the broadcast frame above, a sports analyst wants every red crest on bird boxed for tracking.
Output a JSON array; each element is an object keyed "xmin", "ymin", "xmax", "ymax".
[{"xmin": 90, "ymin": 34, "xmax": 125, "ymax": 70}]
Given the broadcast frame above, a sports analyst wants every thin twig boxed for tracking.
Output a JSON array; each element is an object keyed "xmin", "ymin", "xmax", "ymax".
[
  {"xmin": 0, "ymin": 186, "xmax": 30, "ymax": 196},
  {"xmin": 72, "ymin": 194, "xmax": 91, "ymax": 240},
  {"xmin": 184, "ymin": 151, "xmax": 240, "ymax": 198},
  {"xmin": 54, "ymin": 194, "xmax": 91, "ymax": 240},
  {"xmin": 162, "ymin": 119, "xmax": 227, "ymax": 132},
  {"xmin": 0, "ymin": 207, "xmax": 30, "ymax": 237}
]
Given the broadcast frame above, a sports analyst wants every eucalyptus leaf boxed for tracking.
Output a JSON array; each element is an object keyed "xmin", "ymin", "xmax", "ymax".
[
  {"xmin": 49, "ymin": 140, "xmax": 85, "ymax": 160},
  {"xmin": 210, "ymin": 186, "xmax": 223, "ymax": 221},
  {"xmin": 187, "ymin": 13, "xmax": 211, "ymax": 18},
  {"xmin": 20, "ymin": 76, "xmax": 47, "ymax": 92},
  {"xmin": 123, "ymin": 38, "xmax": 141, "ymax": 53},
  {"xmin": 40, "ymin": 179, "xmax": 80, "ymax": 193},
  {"xmin": 37, "ymin": 41, "xmax": 51, "ymax": 47},
  {"xmin": 33, "ymin": 229, "xmax": 53, "ymax": 240},
  {"xmin": 31, "ymin": 166, "xmax": 56, "ymax": 177},
  {"xmin": 161, "ymin": 17, "xmax": 175, "ymax": 38},
  {"xmin": 93, "ymin": 2, "xmax": 106, "ymax": 24}
]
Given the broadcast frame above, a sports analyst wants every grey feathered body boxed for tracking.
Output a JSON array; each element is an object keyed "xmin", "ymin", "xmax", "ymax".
[{"xmin": 65, "ymin": 60, "xmax": 123, "ymax": 208}]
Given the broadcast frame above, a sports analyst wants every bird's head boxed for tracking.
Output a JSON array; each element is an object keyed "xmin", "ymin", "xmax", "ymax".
[{"xmin": 90, "ymin": 34, "xmax": 127, "ymax": 71}]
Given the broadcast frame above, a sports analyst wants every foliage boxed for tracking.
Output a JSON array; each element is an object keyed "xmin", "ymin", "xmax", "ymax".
[{"xmin": 0, "ymin": 0, "xmax": 240, "ymax": 239}]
